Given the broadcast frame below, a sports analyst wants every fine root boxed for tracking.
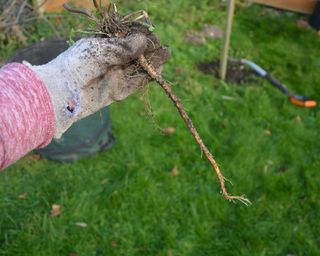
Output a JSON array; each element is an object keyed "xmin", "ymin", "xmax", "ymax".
[{"xmin": 138, "ymin": 55, "xmax": 251, "ymax": 205}]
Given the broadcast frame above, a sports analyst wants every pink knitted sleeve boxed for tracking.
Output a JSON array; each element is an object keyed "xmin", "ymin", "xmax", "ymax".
[{"xmin": 0, "ymin": 63, "xmax": 56, "ymax": 170}]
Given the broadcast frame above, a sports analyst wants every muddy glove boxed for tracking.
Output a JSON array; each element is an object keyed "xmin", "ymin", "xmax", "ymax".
[{"xmin": 30, "ymin": 32, "xmax": 170, "ymax": 138}]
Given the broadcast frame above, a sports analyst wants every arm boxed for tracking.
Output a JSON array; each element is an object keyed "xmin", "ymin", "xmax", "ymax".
[
  {"xmin": 0, "ymin": 63, "xmax": 55, "ymax": 169},
  {"xmin": 0, "ymin": 31, "xmax": 170, "ymax": 170}
]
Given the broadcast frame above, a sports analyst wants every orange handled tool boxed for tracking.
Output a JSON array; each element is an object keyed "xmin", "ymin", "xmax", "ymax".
[
  {"xmin": 289, "ymin": 96, "xmax": 317, "ymax": 108},
  {"xmin": 264, "ymin": 72, "xmax": 317, "ymax": 108},
  {"xmin": 237, "ymin": 59, "xmax": 317, "ymax": 108}
]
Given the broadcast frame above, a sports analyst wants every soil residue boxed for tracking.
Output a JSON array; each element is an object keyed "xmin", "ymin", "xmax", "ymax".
[{"xmin": 198, "ymin": 59, "xmax": 255, "ymax": 84}]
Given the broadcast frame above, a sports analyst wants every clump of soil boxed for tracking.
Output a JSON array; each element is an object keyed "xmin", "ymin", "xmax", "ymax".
[{"xmin": 198, "ymin": 59, "xmax": 255, "ymax": 84}]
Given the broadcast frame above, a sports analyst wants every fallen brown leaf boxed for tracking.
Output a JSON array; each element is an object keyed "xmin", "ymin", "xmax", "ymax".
[
  {"xmin": 18, "ymin": 193, "xmax": 27, "ymax": 200},
  {"xmin": 169, "ymin": 166, "xmax": 180, "ymax": 177},
  {"xmin": 162, "ymin": 127, "xmax": 176, "ymax": 135},
  {"xmin": 26, "ymin": 154, "xmax": 41, "ymax": 162},
  {"xmin": 75, "ymin": 222, "xmax": 88, "ymax": 228},
  {"xmin": 278, "ymin": 167, "xmax": 288, "ymax": 173},
  {"xmin": 68, "ymin": 253, "xmax": 78, "ymax": 256},
  {"xmin": 295, "ymin": 115, "xmax": 301, "ymax": 123},
  {"xmin": 50, "ymin": 204, "xmax": 61, "ymax": 217},
  {"xmin": 263, "ymin": 130, "xmax": 272, "ymax": 136},
  {"xmin": 111, "ymin": 241, "xmax": 118, "ymax": 248},
  {"xmin": 175, "ymin": 67, "xmax": 183, "ymax": 74}
]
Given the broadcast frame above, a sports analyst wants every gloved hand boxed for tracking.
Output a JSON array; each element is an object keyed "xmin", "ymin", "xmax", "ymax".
[{"xmin": 30, "ymin": 31, "xmax": 170, "ymax": 138}]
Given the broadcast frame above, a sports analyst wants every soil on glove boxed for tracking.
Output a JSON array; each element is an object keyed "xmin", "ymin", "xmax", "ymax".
[{"xmin": 197, "ymin": 59, "xmax": 255, "ymax": 84}]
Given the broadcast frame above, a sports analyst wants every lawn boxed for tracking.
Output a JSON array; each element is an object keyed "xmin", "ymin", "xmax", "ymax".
[{"xmin": 0, "ymin": 1, "xmax": 320, "ymax": 255}]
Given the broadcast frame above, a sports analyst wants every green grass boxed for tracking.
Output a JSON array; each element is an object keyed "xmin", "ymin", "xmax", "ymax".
[{"xmin": 1, "ymin": 1, "xmax": 320, "ymax": 255}]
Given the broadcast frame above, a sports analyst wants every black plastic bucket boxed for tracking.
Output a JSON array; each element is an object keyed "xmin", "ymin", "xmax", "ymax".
[{"xmin": 8, "ymin": 39, "xmax": 115, "ymax": 162}]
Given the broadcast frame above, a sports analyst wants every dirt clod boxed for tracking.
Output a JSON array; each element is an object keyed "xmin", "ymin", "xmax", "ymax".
[
  {"xmin": 162, "ymin": 127, "xmax": 176, "ymax": 135},
  {"xmin": 198, "ymin": 59, "xmax": 254, "ymax": 84}
]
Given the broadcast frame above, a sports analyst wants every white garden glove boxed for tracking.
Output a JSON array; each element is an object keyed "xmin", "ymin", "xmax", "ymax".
[{"xmin": 30, "ymin": 31, "xmax": 170, "ymax": 138}]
